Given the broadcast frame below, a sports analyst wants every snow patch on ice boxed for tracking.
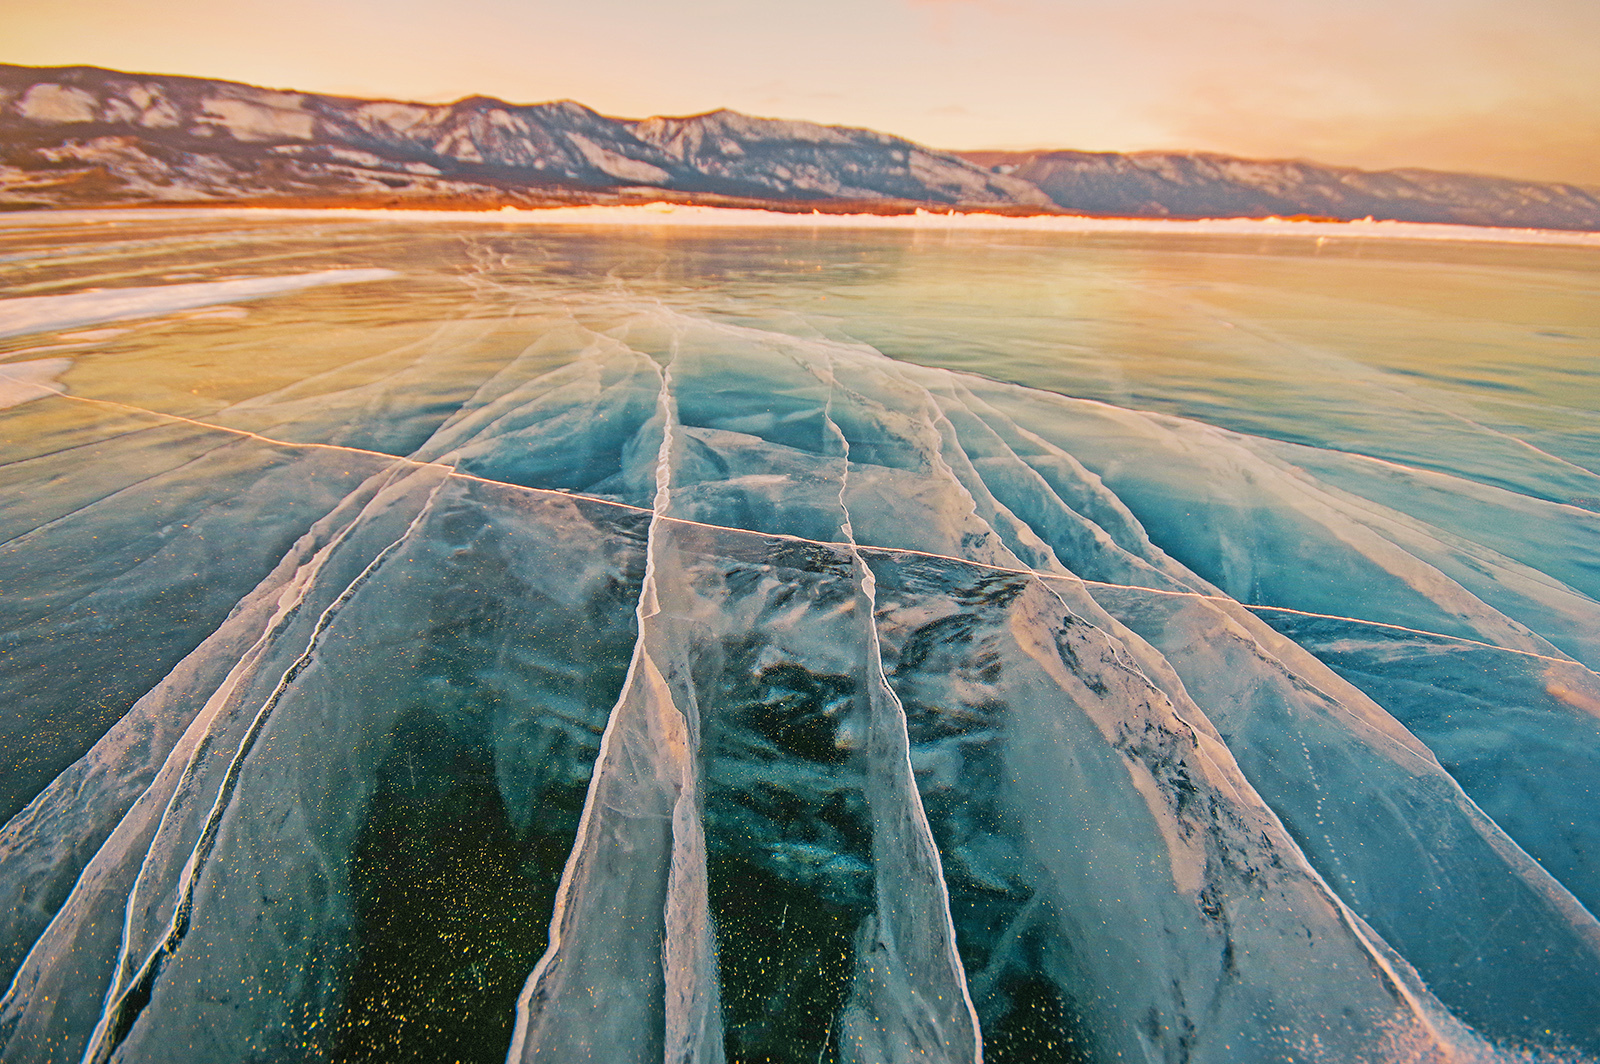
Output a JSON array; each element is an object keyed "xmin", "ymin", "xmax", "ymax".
[
  {"xmin": 12, "ymin": 205, "xmax": 1591, "ymax": 248},
  {"xmin": 465, "ymin": 204, "xmax": 1600, "ymax": 246},
  {"xmin": 0, "ymin": 358, "xmax": 71, "ymax": 408},
  {"xmin": 0, "ymin": 270, "xmax": 397, "ymax": 340}
]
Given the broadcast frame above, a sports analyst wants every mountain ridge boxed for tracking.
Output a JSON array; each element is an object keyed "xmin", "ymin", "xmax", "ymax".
[
  {"xmin": 3, "ymin": 63, "xmax": 1598, "ymax": 231},
  {"xmin": 0, "ymin": 63, "xmax": 1051, "ymax": 214},
  {"xmin": 955, "ymin": 148, "xmax": 1600, "ymax": 230}
]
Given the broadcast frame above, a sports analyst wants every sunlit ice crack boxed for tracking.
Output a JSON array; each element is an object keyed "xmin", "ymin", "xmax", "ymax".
[{"xmin": 18, "ymin": 385, "xmax": 1600, "ymax": 675}]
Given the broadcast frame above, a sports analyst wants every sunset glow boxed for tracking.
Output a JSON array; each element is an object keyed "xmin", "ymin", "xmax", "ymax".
[{"xmin": 3, "ymin": 0, "xmax": 1597, "ymax": 184}]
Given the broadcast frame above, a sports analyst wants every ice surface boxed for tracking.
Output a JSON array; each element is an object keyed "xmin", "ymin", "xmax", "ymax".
[
  {"xmin": 11, "ymin": 204, "xmax": 1600, "ymax": 248},
  {"xmin": 0, "ymin": 270, "xmax": 397, "ymax": 340},
  {"xmin": 1, "ymin": 215, "xmax": 1597, "ymax": 1064}
]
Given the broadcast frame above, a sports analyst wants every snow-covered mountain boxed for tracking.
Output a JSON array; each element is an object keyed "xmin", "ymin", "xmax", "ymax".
[
  {"xmin": 958, "ymin": 149, "xmax": 1600, "ymax": 231},
  {"xmin": 0, "ymin": 64, "xmax": 1049, "ymax": 211},
  {"xmin": 2, "ymin": 63, "xmax": 1597, "ymax": 230}
]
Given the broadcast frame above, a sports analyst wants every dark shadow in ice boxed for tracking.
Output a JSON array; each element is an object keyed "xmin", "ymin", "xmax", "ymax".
[
  {"xmin": 0, "ymin": 469, "xmax": 647, "ymax": 1064},
  {"xmin": 330, "ymin": 708, "xmax": 573, "ymax": 1064},
  {"xmin": 707, "ymin": 851, "xmax": 859, "ymax": 1063}
]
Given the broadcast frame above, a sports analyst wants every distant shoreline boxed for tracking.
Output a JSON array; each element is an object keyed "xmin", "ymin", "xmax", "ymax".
[{"xmin": 4, "ymin": 202, "xmax": 1598, "ymax": 249}]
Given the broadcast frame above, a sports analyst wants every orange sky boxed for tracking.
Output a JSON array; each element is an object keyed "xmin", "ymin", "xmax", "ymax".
[{"xmin": 4, "ymin": 0, "xmax": 1597, "ymax": 185}]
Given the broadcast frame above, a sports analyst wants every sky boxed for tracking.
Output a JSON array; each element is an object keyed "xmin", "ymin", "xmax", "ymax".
[{"xmin": 4, "ymin": 0, "xmax": 1598, "ymax": 185}]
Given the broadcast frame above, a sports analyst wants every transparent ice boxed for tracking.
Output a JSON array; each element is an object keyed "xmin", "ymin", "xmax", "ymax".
[{"xmin": 0, "ymin": 213, "xmax": 1596, "ymax": 1064}]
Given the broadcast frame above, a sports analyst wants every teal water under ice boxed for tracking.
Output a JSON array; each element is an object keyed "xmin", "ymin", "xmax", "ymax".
[{"xmin": 0, "ymin": 212, "xmax": 1597, "ymax": 1064}]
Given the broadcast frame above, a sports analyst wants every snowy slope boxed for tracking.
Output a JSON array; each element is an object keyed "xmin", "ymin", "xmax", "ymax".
[
  {"xmin": 0, "ymin": 64, "xmax": 1049, "ymax": 211},
  {"xmin": 959, "ymin": 148, "xmax": 1600, "ymax": 230}
]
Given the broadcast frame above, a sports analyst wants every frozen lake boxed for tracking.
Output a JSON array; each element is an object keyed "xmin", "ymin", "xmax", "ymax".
[{"xmin": 1, "ymin": 210, "xmax": 1597, "ymax": 1063}]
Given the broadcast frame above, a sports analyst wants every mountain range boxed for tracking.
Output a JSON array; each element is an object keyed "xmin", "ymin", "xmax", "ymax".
[{"xmin": 3, "ymin": 63, "xmax": 1599, "ymax": 230}]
